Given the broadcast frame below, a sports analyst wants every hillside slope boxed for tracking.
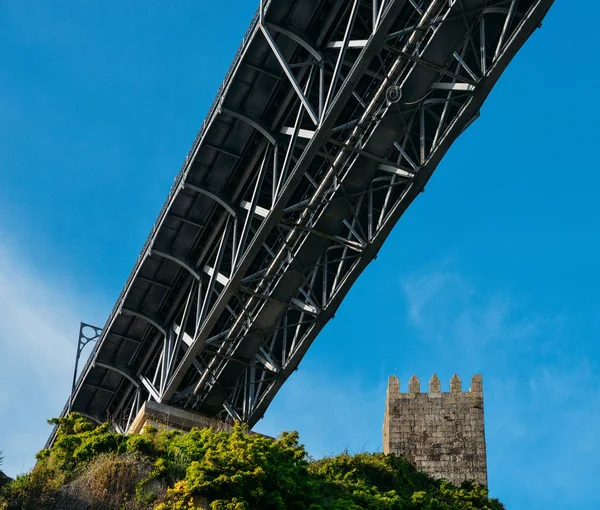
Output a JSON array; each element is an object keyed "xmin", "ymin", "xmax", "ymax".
[{"xmin": 0, "ymin": 414, "xmax": 503, "ymax": 510}]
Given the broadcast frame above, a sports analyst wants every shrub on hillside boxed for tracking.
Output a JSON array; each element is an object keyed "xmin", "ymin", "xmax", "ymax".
[
  {"xmin": 0, "ymin": 413, "xmax": 504, "ymax": 510},
  {"xmin": 56, "ymin": 453, "xmax": 157, "ymax": 510}
]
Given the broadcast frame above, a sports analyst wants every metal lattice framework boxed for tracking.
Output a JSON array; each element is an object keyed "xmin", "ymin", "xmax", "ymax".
[
  {"xmin": 51, "ymin": 0, "xmax": 554, "ymax": 443},
  {"xmin": 68, "ymin": 323, "xmax": 102, "ymax": 414}
]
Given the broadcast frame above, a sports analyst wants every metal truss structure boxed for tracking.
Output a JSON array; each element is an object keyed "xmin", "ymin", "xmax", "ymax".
[
  {"xmin": 68, "ymin": 323, "xmax": 102, "ymax": 414},
  {"xmin": 50, "ymin": 0, "xmax": 554, "ymax": 443}
]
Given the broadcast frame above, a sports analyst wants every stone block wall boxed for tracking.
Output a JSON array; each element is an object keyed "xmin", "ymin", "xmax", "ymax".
[
  {"xmin": 382, "ymin": 374, "xmax": 487, "ymax": 486},
  {"xmin": 127, "ymin": 401, "xmax": 235, "ymax": 435},
  {"xmin": 127, "ymin": 401, "xmax": 272, "ymax": 440}
]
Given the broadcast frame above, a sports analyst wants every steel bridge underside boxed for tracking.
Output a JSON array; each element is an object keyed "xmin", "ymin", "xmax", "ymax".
[{"xmin": 56, "ymin": 0, "xmax": 553, "ymax": 438}]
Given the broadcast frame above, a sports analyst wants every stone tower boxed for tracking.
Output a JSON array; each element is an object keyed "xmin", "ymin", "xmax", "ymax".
[{"xmin": 382, "ymin": 374, "xmax": 487, "ymax": 486}]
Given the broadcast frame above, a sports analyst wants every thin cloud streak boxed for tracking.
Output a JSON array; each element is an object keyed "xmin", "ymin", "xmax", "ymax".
[
  {"xmin": 0, "ymin": 234, "xmax": 99, "ymax": 477},
  {"xmin": 401, "ymin": 263, "xmax": 600, "ymax": 509}
]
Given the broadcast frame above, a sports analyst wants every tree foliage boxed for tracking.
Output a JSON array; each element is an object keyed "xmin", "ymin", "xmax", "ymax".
[{"xmin": 0, "ymin": 413, "xmax": 504, "ymax": 510}]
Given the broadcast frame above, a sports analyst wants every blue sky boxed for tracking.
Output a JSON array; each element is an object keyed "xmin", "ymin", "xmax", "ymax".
[{"xmin": 0, "ymin": 1, "xmax": 597, "ymax": 508}]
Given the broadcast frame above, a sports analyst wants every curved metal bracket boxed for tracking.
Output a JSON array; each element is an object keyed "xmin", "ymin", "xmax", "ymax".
[
  {"xmin": 484, "ymin": 7, "xmax": 524, "ymax": 18},
  {"xmin": 69, "ymin": 322, "xmax": 102, "ymax": 413},
  {"xmin": 265, "ymin": 23, "xmax": 322, "ymax": 62},
  {"xmin": 77, "ymin": 411, "xmax": 104, "ymax": 425},
  {"xmin": 150, "ymin": 250, "xmax": 202, "ymax": 281},
  {"xmin": 182, "ymin": 182, "xmax": 237, "ymax": 217},
  {"xmin": 259, "ymin": 25, "xmax": 320, "ymax": 125},
  {"xmin": 94, "ymin": 361, "xmax": 141, "ymax": 389},
  {"xmin": 219, "ymin": 106, "xmax": 277, "ymax": 146},
  {"xmin": 120, "ymin": 308, "xmax": 167, "ymax": 337}
]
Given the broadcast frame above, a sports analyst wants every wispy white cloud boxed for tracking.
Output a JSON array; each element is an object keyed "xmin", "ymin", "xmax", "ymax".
[
  {"xmin": 401, "ymin": 264, "xmax": 558, "ymax": 364},
  {"xmin": 0, "ymin": 233, "xmax": 103, "ymax": 477},
  {"xmin": 400, "ymin": 262, "xmax": 600, "ymax": 509},
  {"xmin": 401, "ymin": 261, "xmax": 471, "ymax": 326}
]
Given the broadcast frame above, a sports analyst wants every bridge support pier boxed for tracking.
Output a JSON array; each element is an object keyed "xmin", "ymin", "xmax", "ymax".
[{"xmin": 127, "ymin": 401, "xmax": 234, "ymax": 435}]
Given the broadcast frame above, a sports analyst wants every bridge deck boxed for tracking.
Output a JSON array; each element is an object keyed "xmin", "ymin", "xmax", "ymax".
[{"xmin": 53, "ymin": 0, "xmax": 553, "ymax": 441}]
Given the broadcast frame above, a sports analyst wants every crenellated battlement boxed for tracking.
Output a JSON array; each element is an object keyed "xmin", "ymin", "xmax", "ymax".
[
  {"xmin": 383, "ymin": 373, "xmax": 487, "ymax": 487},
  {"xmin": 387, "ymin": 374, "xmax": 484, "ymax": 398}
]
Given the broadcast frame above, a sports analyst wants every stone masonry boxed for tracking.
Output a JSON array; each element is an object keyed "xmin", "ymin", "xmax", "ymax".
[
  {"xmin": 127, "ymin": 401, "xmax": 235, "ymax": 435},
  {"xmin": 127, "ymin": 401, "xmax": 271, "ymax": 440},
  {"xmin": 382, "ymin": 374, "xmax": 487, "ymax": 486}
]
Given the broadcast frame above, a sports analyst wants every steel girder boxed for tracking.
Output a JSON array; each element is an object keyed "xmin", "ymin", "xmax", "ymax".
[{"xmin": 53, "ymin": 0, "xmax": 554, "ymax": 442}]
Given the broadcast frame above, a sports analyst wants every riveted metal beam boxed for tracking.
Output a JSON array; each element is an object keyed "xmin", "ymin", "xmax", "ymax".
[
  {"xmin": 182, "ymin": 183, "xmax": 237, "ymax": 217},
  {"xmin": 94, "ymin": 362, "xmax": 140, "ymax": 389},
  {"xmin": 265, "ymin": 23, "xmax": 322, "ymax": 62},
  {"xmin": 219, "ymin": 107, "xmax": 277, "ymax": 146},
  {"xmin": 150, "ymin": 249, "xmax": 202, "ymax": 281},
  {"xmin": 120, "ymin": 308, "xmax": 167, "ymax": 337}
]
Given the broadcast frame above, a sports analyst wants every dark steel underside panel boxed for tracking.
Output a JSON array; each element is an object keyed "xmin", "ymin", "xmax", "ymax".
[{"xmin": 48, "ymin": 0, "xmax": 554, "ymax": 445}]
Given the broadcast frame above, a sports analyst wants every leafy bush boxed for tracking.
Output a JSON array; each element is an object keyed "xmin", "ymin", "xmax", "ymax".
[
  {"xmin": 0, "ymin": 413, "xmax": 504, "ymax": 510},
  {"xmin": 156, "ymin": 428, "xmax": 317, "ymax": 509}
]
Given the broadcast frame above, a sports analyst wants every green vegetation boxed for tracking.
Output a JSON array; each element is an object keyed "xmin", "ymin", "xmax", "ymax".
[
  {"xmin": 0, "ymin": 414, "xmax": 504, "ymax": 510},
  {"xmin": 0, "ymin": 450, "xmax": 8, "ymax": 486}
]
